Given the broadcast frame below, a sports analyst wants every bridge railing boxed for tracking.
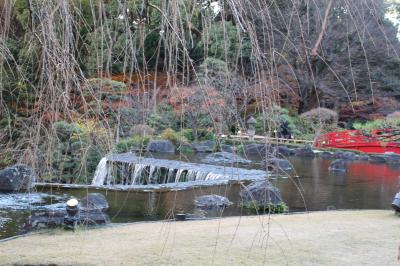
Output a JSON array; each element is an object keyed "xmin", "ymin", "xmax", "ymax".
[{"xmin": 219, "ymin": 134, "xmax": 313, "ymax": 145}]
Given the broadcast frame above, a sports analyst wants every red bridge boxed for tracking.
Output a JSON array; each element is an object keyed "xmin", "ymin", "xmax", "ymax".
[{"xmin": 315, "ymin": 129, "xmax": 400, "ymax": 154}]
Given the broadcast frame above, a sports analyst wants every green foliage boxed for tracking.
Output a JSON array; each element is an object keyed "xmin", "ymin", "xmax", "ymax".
[
  {"xmin": 195, "ymin": 20, "xmax": 251, "ymax": 64},
  {"xmin": 147, "ymin": 104, "xmax": 179, "ymax": 133},
  {"xmin": 241, "ymin": 201, "xmax": 289, "ymax": 214},
  {"xmin": 115, "ymin": 136, "xmax": 151, "ymax": 153},
  {"xmin": 182, "ymin": 128, "xmax": 215, "ymax": 142},
  {"xmin": 353, "ymin": 117, "xmax": 400, "ymax": 132},
  {"xmin": 159, "ymin": 128, "xmax": 189, "ymax": 145},
  {"xmin": 160, "ymin": 128, "xmax": 179, "ymax": 145},
  {"xmin": 51, "ymin": 121, "xmax": 108, "ymax": 183}
]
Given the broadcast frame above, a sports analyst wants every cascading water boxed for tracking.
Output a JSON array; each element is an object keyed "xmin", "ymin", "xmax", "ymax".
[
  {"xmin": 92, "ymin": 157, "xmax": 108, "ymax": 186},
  {"xmin": 91, "ymin": 153, "xmax": 267, "ymax": 187}
]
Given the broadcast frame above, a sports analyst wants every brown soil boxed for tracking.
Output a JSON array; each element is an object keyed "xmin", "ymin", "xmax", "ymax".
[{"xmin": 1, "ymin": 210, "xmax": 399, "ymax": 265}]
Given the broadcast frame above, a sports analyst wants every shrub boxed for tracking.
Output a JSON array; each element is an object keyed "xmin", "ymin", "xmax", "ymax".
[
  {"xmin": 115, "ymin": 136, "xmax": 151, "ymax": 153},
  {"xmin": 182, "ymin": 128, "xmax": 215, "ymax": 142},
  {"xmin": 300, "ymin": 107, "xmax": 338, "ymax": 124},
  {"xmin": 160, "ymin": 128, "xmax": 178, "ymax": 144},
  {"xmin": 129, "ymin": 124, "xmax": 154, "ymax": 137},
  {"xmin": 49, "ymin": 120, "xmax": 110, "ymax": 184},
  {"xmin": 353, "ymin": 117, "xmax": 400, "ymax": 132}
]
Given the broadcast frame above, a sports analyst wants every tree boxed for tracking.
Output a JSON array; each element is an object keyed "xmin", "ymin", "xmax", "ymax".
[{"xmin": 169, "ymin": 85, "xmax": 225, "ymax": 140}]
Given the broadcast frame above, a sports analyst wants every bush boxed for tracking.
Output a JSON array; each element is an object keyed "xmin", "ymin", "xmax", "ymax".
[
  {"xmin": 115, "ymin": 136, "xmax": 151, "ymax": 153},
  {"xmin": 147, "ymin": 104, "xmax": 179, "ymax": 133},
  {"xmin": 129, "ymin": 124, "xmax": 154, "ymax": 137},
  {"xmin": 300, "ymin": 108, "xmax": 338, "ymax": 124},
  {"xmin": 182, "ymin": 128, "xmax": 215, "ymax": 142},
  {"xmin": 49, "ymin": 120, "xmax": 110, "ymax": 184},
  {"xmin": 353, "ymin": 117, "xmax": 400, "ymax": 132},
  {"xmin": 160, "ymin": 128, "xmax": 178, "ymax": 144}
]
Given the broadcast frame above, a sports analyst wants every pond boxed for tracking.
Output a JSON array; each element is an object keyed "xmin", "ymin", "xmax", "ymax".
[{"xmin": 1, "ymin": 153, "xmax": 399, "ymax": 240}]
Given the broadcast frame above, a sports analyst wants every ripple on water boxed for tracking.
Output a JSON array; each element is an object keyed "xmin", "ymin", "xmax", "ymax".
[{"xmin": 0, "ymin": 193, "xmax": 68, "ymax": 211}]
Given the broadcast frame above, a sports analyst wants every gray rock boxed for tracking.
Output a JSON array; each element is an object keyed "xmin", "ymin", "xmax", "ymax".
[
  {"xmin": 318, "ymin": 151, "xmax": 333, "ymax": 159},
  {"xmin": 243, "ymin": 143, "xmax": 272, "ymax": 156},
  {"xmin": 191, "ymin": 140, "xmax": 216, "ymax": 153},
  {"xmin": 294, "ymin": 145, "xmax": 315, "ymax": 157},
  {"xmin": 369, "ymin": 155, "xmax": 386, "ymax": 163},
  {"xmin": 0, "ymin": 164, "xmax": 36, "ymax": 192},
  {"xmin": 332, "ymin": 151, "xmax": 356, "ymax": 160},
  {"xmin": 80, "ymin": 193, "xmax": 109, "ymax": 212},
  {"xmin": 147, "ymin": 140, "xmax": 175, "ymax": 153},
  {"xmin": 202, "ymin": 152, "xmax": 251, "ymax": 165},
  {"xmin": 25, "ymin": 194, "xmax": 111, "ymax": 231},
  {"xmin": 276, "ymin": 146, "xmax": 295, "ymax": 157},
  {"xmin": 385, "ymin": 154, "xmax": 400, "ymax": 165},
  {"xmin": 263, "ymin": 158, "xmax": 293, "ymax": 171},
  {"xmin": 194, "ymin": 194, "xmax": 233, "ymax": 209},
  {"xmin": 220, "ymin": 144, "xmax": 234, "ymax": 153},
  {"xmin": 358, "ymin": 154, "xmax": 370, "ymax": 161},
  {"xmin": 328, "ymin": 159, "xmax": 348, "ymax": 172},
  {"xmin": 392, "ymin": 192, "xmax": 400, "ymax": 212},
  {"xmin": 240, "ymin": 180, "xmax": 283, "ymax": 207}
]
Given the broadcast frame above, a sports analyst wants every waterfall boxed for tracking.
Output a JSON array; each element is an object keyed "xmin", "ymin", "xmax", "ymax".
[
  {"xmin": 205, "ymin": 173, "xmax": 225, "ymax": 181},
  {"xmin": 148, "ymin": 165, "xmax": 157, "ymax": 184},
  {"xmin": 167, "ymin": 168, "xmax": 175, "ymax": 183},
  {"xmin": 131, "ymin": 164, "xmax": 145, "ymax": 185},
  {"xmin": 90, "ymin": 153, "xmax": 267, "ymax": 186},
  {"xmin": 175, "ymin": 169, "xmax": 184, "ymax": 182},
  {"xmin": 92, "ymin": 157, "xmax": 108, "ymax": 186}
]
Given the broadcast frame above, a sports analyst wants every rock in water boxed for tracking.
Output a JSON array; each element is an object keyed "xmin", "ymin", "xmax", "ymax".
[
  {"xmin": 294, "ymin": 145, "xmax": 315, "ymax": 157},
  {"xmin": 240, "ymin": 180, "xmax": 283, "ymax": 208},
  {"xmin": 333, "ymin": 151, "xmax": 356, "ymax": 160},
  {"xmin": 276, "ymin": 146, "xmax": 295, "ymax": 157},
  {"xmin": 0, "ymin": 164, "xmax": 36, "ymax": 192},
  {"xmin": 243, "ymin": 143, "xmax": 269, "ymax": 156},
  {"xmin": 25, "ymin": 194, "xmax": 111, "ymax": 231},
  {"xmin": 194, "ymin": 195, "xmax": 233, "ymax": 209},
  {"xmin": 191, "ymin": 140, "xmax": 216, "ymax": 153},
  {"xmin": 392, "ymin": 192, "xmax": 400, "ymax": 212},
  {"xmin": 220, "ymin": 144, "xmax": 234, "ymax": 153},
  {"xmin": 263, "ymin": 158, "xmax": 293, "ymax": 171},
  {"xmin": 147, "ymin": 140, "xmax": 175, "ymax": 153},
  {"xmin": 329, "ymin": 159, "xmax": 348, "ymax": 172},
  {"xmin": 202, "ymin": 152, "xmax": 251, "ymax": 165},
  {"xmin": 80, "ymin": 193, "xmax": 109, "ymax": 212},
  {"xmin": 369, "ymin": 155, "xmax": 386, "ymax": 163}
]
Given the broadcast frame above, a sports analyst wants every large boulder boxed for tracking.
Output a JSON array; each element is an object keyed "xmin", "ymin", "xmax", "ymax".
[
  {"xmin": 202, "ymin": 152, "xmax": 251, "ymax": 165},
  {"xmin": 25, "ymin": 209, "xmax": 110, "ymax": 230},
  {"xmin": 194, "ymin": 194, "xmax": 233, "ymax": 209},
  {"xmin": 243, "ymin": 144, "xmax": 272, "ymax": 156},
  {"xmin": 392, "ymin": 192, "xmax": 400, "ymax": 212},
  {"xmin": 318, "ymin": 151, "xmax": 333, "ymax": 159},
  {"xmin": 191, "ymin": 140, "xmax": 216, "ymax": 153},
  {"xmin": 240, "ymin": 180, "xmax": 283, "ymax": 208},
  {"xmin": 294, "ymin": 145, "xmax": 315, "ymax": 157},
  {"xmin": 263, "ymin": 158, "xmax": 293, "ymax": 171},
  {"xmin": 220, "ymin": 144, "xmax": 234, "ymax": 153},
  {"xmin": 0, "ymin": 164, "xmax": 36, "ymax": 192},
  {"xmin": 80, "ymin": 193, "xmax": 109, "ymax": 212},
  {"xmin": 328, "ymin": 159, "xmax": 348, "ymax": 172},
  {"xmin": 147, "ymin": 140, "xmax": 175, "ymax": 153},
  {"xmin": 25, "ymin": 195, "xmax": 110, "ymax": 231},
  {"xmin": 276, "ymin": 146, "xmax": 295, "ymax": 157}
]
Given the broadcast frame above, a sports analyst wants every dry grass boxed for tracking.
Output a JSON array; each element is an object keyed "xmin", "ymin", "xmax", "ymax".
[{"xmin": 0, "ymin": 210, "xmax": 399, "ymax": 265}]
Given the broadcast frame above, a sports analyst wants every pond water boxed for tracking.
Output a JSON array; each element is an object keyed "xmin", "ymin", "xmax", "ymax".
[{"xmin": 1, "ymin": 153, "xmax": 399, "ymax": 240}]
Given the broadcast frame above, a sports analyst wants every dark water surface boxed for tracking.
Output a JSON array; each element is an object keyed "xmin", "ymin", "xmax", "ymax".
[{"xmin": 1, "ymin": 154, "xmax": 399, "ymax": 239}]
